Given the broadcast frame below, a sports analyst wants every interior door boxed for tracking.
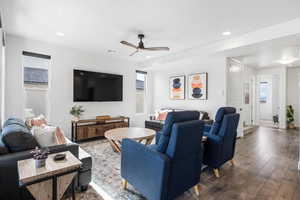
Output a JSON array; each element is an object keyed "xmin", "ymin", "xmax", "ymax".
[{"xmin": 227, "ymin": 59, "xmax": 244, "ymax": 137}]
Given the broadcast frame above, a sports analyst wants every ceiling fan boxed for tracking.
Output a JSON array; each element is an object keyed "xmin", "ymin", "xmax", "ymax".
[{"xmin": 120, "ymin": 34, "xmax": 170, "ymax": 56}]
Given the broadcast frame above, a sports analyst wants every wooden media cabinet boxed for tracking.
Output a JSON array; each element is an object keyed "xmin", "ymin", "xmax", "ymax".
[{"xmin": 71, "ymin": 116, "xmax": 129, "ymax": 142}]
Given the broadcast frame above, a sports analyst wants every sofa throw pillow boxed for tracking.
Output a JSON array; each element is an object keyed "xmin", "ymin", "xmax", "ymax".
[
  {"xmin": 156, "ymin": 112, "xmax": 168, "ymax": 121},
  {"xmin": 2, "ymin": 124, "xmax": 39, "ymax": 152},
  {"xmin": 28, "ymin": 114, "xmax": 47, "ymax": 128},
  {"xmin": 3, "ymin": 118, "xmax": 28, "ymax": 129},
  {"xmin": 32, "ymin": 125, "xmax": 58, "ymax": 147},
  {"xmin": 54, "ymin": 127, "xmax": 66, "ymax": 145}
]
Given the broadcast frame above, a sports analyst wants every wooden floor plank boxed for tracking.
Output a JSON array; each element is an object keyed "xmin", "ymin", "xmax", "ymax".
[{"xmin": 177, "ymin": 127, "xmax": 300, "ymax": 200}]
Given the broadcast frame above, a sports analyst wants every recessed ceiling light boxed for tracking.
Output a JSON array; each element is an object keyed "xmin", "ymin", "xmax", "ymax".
[
  {"xmin": 222, "ymin": 31, "xmax": 231, "ymax": 36},
  {"xmin": 56, "ymin": 32, "xmax": 64, "ymax": 36}
]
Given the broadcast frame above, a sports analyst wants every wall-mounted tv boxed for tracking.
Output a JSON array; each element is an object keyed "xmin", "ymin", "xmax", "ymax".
[{"xmin": 73, "ymin": 69, "xmax": 123, "ymax": 102}]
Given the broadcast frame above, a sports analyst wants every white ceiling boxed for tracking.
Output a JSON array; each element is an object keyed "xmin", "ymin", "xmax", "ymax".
[
  {"xmin": 1, "ymin": 0, "xmax": 300, "ymax": 61},
  {"xmin": 219, "ymin": 34, "xmax": 300, "ymax": 68}
]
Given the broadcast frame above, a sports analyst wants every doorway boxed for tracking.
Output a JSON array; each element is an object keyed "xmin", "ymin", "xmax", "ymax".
[{"xmin": 257, "ymin": 75, "xmax": 280, "ymax": 128}]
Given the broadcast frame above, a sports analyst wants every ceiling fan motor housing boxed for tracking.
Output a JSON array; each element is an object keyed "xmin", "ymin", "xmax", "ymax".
[{"xmin": 138, "ymin": 34, "xmax": 145, "ymax": 48}]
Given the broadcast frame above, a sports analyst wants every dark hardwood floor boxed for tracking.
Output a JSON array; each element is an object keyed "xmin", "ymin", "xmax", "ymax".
[{"xmin": 180, "ymin": 127, "xmax": 300, "ymax": 200}]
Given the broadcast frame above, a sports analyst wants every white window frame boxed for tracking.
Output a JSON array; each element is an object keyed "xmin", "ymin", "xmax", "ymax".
[
  {"xmin": 135, "ymin": 70, "xmax": 147, "ymax": 115},
  {"xmin": 22, "ymin": 51, "xmax": 52, "ymax": 91},
  {"xmin": 22, "ymin": 51, "xmax": 52, "ymax": 120}
]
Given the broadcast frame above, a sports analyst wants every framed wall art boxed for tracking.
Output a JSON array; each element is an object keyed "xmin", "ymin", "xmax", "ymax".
[
  {"xmin": 188, "ymin": 73, "xmax": 208, "ymax": 100},
  {"xmin": 169, "ymin": 75, "xmax": 185, "ymax": 100}
]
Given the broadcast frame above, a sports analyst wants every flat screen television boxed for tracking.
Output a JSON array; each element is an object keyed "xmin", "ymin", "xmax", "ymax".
[{"xmin": 73, "ymin": 69, "xmax": 123, "ymax": 102}]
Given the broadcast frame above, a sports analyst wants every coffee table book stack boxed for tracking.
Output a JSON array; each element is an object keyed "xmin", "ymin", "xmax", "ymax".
[{"xmin": 18, "ymin": 151, "xmax": 82, "ymax": 200}]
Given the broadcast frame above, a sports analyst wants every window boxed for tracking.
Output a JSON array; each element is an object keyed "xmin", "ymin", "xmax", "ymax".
[
  {"xmin": 23, "ymin": 51, "xmax": 51, "ymax": 89},
  {"xmin": 136, "ymin": 70, "xmax": 147, "ymax": 113},
  {"xmin": 259, "ymin": 82, "xmax": 268, "ymax": 103},
  {"xmin": 22, "ymin": 51, "xmax": 51, "ymax": 118}
]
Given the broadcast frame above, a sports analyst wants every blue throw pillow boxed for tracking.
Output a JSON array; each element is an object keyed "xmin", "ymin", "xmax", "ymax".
[{"xmin": 2, "ymin": 123, "xmax": 39, "ymax": 153}]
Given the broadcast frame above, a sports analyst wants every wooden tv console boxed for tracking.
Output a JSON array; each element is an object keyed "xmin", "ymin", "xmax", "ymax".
[{"xmin": 71, "ymin": 116, "xmax": 129, "ymax": 142}]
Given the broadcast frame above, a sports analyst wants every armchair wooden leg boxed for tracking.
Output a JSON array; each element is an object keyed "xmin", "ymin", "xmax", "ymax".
[
  {"xmin": 213, "ymin": 169, "xmax": 220, "ymax": 178},
  {"xmin": 193, "ymin": 184, "xmax": 201, "ymax": 196},
  {"xmin": 230, "ymin": 159, "xmax": 235, "ymax": 166},
  {"xmin": 122, "ymin": 179, "xmax": 128, "ymax": 189}
]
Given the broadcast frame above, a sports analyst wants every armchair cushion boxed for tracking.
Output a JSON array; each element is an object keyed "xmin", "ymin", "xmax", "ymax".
[
  {"xmin": 209, "ymin": 107, "xmax": 236, "ymax": 135},
  {"xmin": 3, "ymin": 118, "xmax": 28, "ymax": 129},
  {"xmin": 156, "ymin": 111, "xmax": 200, "ymax": 153}
]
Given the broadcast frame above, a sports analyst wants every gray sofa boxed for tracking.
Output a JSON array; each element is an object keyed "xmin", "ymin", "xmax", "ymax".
[
  {"xmin": 145, "ymin": 110, "xmax": 213, "ymax": 132},
  {"xmin": 0, "ymin": 118, "xmax": 92, "ymax": 200}
]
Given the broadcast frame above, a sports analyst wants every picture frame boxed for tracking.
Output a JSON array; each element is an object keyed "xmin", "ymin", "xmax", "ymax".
[
  {"xmin": 169, "ymin": 75, "xmax": 185, "ymax": 100},
  {"xmin": 188, "ymin": 73, "xmax": 208, "ymax": 100}
]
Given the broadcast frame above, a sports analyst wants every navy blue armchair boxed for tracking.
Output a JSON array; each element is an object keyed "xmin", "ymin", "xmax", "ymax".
[
  {"xmin": 203, "ymin": 107, "xmax": 240, "ymax": 178},
  {"xmin": 121, "ymin": 111, "xmax": 204, "ymax": 200}
]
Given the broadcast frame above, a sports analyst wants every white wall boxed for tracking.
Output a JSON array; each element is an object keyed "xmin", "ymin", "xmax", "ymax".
[
  {"xmin": 5, "ymin": 35, "xmax": 145, "ymax": 137},
  {"xmin": 287, "ymin": 66, "xmax": 300, "ymax": 127},
  {"xmin": 150, "ymin": 57, "xmax": 227, "ymax": 119}
]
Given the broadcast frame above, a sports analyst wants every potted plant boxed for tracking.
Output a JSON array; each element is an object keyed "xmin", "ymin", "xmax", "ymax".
[
  {"xmin": 70, "ymin": 105, "xmax": 84, "ymax": 121},
  {"xmin": 31, "ymin": 147, "xmax": 50, "ymax": 168},
  {"xmin": 287, "ymin": 105, "xmax": 295, "ymax": 129}
]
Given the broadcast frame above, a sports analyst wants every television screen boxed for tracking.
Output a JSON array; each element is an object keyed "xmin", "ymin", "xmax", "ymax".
[{"xmin": 73, "ymin": 70, "xmax": 123, "ymax": 102}]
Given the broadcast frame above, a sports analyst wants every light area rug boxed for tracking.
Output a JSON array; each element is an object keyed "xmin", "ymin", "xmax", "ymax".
[
  {"xmin": 75, "ymin": 185, "xmax": 104, "ymax": 200},
  {"xmin": 79, "ymin": 139, "xmax": 206, "ymax": 200}
]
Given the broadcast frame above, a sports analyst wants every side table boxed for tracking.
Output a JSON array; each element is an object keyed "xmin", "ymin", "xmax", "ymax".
[{"xmin": 18, "ymin": 151, "xmax": 82, "ymax": 200}]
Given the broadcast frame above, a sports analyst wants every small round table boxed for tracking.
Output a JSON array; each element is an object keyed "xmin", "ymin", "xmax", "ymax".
[{"xmin": 105, "ymin": 127, "xmax": 156, "ymax": 153}]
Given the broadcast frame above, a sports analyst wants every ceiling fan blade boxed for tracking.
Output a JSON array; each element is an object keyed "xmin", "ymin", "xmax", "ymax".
[
  {"xmin": 129, "ymin": 50, "xmax": 138, "ymax": 56},
  {"xmin": 120, "ymin": 41, "xmax": 138, "ymax": 49},
  {"xmin": 143, "ymin": 47, "xmax": 170, "ymax": 51}
]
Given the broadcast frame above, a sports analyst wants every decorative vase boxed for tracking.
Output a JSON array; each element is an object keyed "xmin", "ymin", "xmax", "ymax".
[
  {"xmin": 288, "ymin": 123, "xmax": 295, "ymax": 129},
  {"xmin": 73, "ymin": 116, "xmax": 80, "ymax": 122},
  {"xmin": 35, "ymin": 158, "xmax": 46, "ymax": 168}
]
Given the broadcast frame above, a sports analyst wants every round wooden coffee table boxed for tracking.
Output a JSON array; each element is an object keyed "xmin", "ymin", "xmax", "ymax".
[{"xmin": 104, "ymin": 127, "xmax": 156, "ymax": 152}]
